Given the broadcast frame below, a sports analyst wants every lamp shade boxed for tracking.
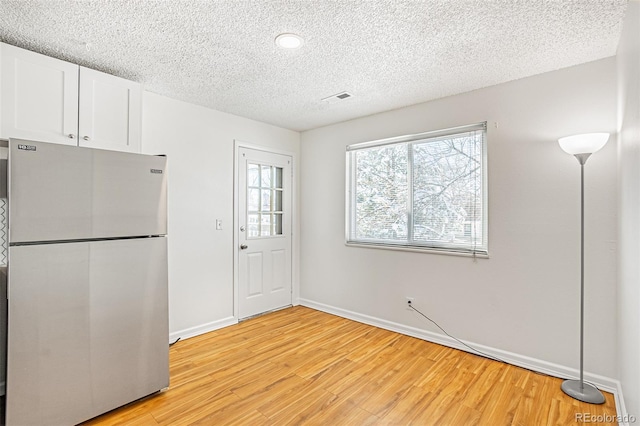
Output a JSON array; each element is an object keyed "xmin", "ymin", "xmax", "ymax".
[{"xmin": 558, "ymin": 133, "xmax": 609, "ymax": 155}]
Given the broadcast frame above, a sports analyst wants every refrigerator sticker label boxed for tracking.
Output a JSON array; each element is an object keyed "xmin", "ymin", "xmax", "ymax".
[
  {"xmin": 150, "ymin": 169, "xmax": 163, "ymax": 174},
  {"xmin": 17, "ymin": 144, "xmax": 36, "ymax": 151}
]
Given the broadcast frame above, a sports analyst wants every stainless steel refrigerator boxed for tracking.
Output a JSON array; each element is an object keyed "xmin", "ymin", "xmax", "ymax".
[{"xmin": 2, "ymin": 138, "xmax": 169, "ymax": 425}]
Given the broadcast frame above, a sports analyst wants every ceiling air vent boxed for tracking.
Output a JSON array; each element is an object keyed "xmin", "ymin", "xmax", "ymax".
[{"xmin": 321, "ymin": 91, "xmax": 353, "ymax": 104}]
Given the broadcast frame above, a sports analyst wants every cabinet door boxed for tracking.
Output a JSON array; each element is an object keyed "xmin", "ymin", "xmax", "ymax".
[
  {"xmin": 0, "ymin": 43, "xmax": 79, "ymax": 145},
  {"xmin": 78, "ymin": 67, "xmax": 142, "ymax": 153}
]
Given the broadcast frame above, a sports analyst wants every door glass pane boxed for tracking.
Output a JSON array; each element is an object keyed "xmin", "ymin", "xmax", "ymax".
[
  {"xmin": 274, "ymin": 213, "xmax": 282, "ymax": 235},
  {"xmin": 275, "ymin": 167, "xmax": 283, "ymax": 189},
  {"xmin": 248, "ymin": 163, "xmax": 260, "ymax": 187},
  {"xmin": 274, "ymin": 190, "xmax": 282, "ymax": 212},
  {"xmin": 261, "ymin": 165, "xmax": 272, "ymax": 188},
  {"xmin": 261, "ymin": 189, "xmax": 271, "ymax": 212},
  {"xmin": 247, "ymin": 213, "xmax": 260, "ymax": 237},
  {"xmin": 260, "ymin": 214, "xmax": 271, "ymax": 236},
  {"xmin": 248, "ymin": 188, "xmax": 260, "ymax": 211}
]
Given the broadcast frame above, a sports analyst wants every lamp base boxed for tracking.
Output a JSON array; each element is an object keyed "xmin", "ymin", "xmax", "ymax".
[{"xmin": 561, "ymin": 379, "xmax": 605, "ymax": 404}]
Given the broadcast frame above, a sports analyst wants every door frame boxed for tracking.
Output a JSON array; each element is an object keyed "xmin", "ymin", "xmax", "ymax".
[{"xmin": 233, "ymin": 140, "xmax": 298, "ymax": 320}]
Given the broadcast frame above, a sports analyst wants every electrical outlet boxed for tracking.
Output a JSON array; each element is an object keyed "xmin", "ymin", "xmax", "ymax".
[{"xmin": 405, "ymin": 297, "xmax": 414, "ymax": 310}]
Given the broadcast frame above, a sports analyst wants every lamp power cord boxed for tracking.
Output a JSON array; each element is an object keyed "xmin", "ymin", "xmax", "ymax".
[
  {"xmin": 408, "ymin": 302, "xmax": 508, "ymax": 364},
  {"xmin": 407, "ymin": 302, "xmax": 603, "ymax": 393}
]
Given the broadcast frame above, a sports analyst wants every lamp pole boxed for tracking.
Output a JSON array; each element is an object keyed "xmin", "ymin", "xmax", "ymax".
[{"xmin": 560, "ymin": 152, "xmax": 605, "ymax": 404}]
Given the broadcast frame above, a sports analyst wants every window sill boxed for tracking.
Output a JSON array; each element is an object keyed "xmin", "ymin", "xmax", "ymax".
[{"xmin": 345, "ymin": 241, "xmax": 489, "ymax": 259}]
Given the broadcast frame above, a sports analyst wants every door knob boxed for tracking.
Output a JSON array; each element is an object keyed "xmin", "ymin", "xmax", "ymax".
[
  {"xmin": 68, "ymin": 133, "xmax": 76, "ymax": 139},
  {"xmin": 240, "ymin": 244, "xmax": 248, "ymax": 250},
  {"xmin": 83, "ymin": 136, "xmax": 90, "ymax": 141}
]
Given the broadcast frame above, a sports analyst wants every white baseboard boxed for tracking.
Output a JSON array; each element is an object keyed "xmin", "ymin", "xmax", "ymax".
[
  {"xmin": 169, "ymin": 316, "xmax": 237, "ymax": 343},
  {"xmin": 299, "ymin": 298, "xmax": 625, "ymax": 413},
  {"xmin": 615, "ymin": 381, "xmax": 632, "ymax": 426}
]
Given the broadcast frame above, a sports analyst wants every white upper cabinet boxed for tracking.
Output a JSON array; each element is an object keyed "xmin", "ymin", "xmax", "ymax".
[
  {"xmin": 0, "ymin": 43, "xmax": 142, "ymax": 153},
  {"xmin": 0, "ymin": 43, "xmax": 79, "ymax": 146},
  {"xmin": 78, "ymin": 67, "xmax": 141, "ymax": 153}
]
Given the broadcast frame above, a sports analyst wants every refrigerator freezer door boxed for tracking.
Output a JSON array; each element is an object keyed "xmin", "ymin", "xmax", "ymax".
[
  {"xmin": 8, "ymin": 139, "xmax": 167, "ymax": 244},
  {"xmin": 6, "ymin": 237, "xmax": 169, "ymax": 426}
]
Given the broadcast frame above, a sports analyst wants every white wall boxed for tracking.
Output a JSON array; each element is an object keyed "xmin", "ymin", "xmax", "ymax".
[
  {"xmin": 617, "ymin": 0, "xmax": 640, "ymax": 419},
  {"xmin": 141, "ymin": 92, "xmax": 300, "ymax": 339},
  {"xmin": 300, "ymin": 58, "xmax": 618, "ymax": 381}
]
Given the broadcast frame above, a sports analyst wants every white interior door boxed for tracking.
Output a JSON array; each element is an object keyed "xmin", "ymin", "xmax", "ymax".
[{"xmin": 237, "ymin": 147, "xmax": 292, "ymax": 319}]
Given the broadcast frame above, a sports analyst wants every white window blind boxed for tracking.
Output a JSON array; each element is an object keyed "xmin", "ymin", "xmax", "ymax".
[{"xmin": 346, "ymin": 122, "xmax": 488, "ymax": 255}]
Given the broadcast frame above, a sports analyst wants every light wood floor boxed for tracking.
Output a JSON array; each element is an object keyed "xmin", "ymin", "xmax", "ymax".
[{"xmin": 85, "ymin": 306, "xmax": 617, "ymax": 425}]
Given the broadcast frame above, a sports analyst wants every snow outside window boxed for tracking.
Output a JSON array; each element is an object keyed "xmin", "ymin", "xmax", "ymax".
[{"xmin": 346, "ymin": 122, "xmax": 488, "ymax": 255}]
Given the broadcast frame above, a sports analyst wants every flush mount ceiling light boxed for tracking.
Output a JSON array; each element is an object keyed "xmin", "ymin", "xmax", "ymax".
[{"xmin": 275, "ymin": 33, "xmax": 304, "ymax": 49}]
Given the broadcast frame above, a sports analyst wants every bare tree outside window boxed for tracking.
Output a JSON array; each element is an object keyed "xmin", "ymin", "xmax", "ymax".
[
  {"xmin": 347, "ymin": 123, "xmax": 487, "ymax": 254},
  {"xmin": 354, "ymin": 143, "xmax": 407, "ymax": 240}
]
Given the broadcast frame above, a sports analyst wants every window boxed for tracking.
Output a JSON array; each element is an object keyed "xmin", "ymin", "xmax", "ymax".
[
  {"xmin": 247, "ymin": 163, "xmax": 284, "ymax": 237},
  {"xmin": 346, "ymin": 122, "xmax": 487, "ymax": 255}
]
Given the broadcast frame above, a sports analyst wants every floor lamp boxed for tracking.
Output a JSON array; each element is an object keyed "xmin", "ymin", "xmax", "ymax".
[{"xmin": 558, "ymin": 132, "xmax": 609, "ymax": 405}]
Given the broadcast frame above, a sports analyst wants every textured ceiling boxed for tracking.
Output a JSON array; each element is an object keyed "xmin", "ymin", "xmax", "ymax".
[{"xmin": 0, "ymin": 0, "xmax": 628, "ymax": 132}]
